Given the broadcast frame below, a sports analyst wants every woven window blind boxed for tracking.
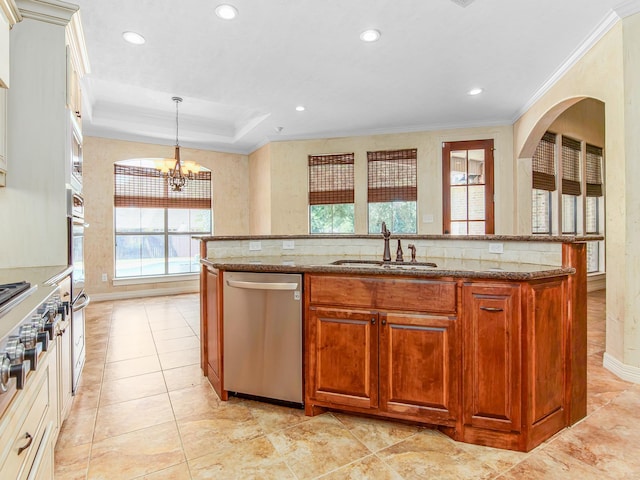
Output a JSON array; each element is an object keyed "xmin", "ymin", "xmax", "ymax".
[
  {"xmin": 562, "ymin": 136, "xmax": 582, "ymax": 196},
  {"xmin": 308, "ymin": 153, "xmax": 354, "ymax": 205},
  {"xmin": 367, "ymin": 149, "xmax": 417, "ymax": 202},
  {"xmin": 586, "ymin": 144, "xmax": 603, "ymax": 197},
  {"xmin": 114, "ymin": 165, "xmax": 212, "ymax": 209},
  {"xmin": 532, "ymin": 132, "xmax": 557, "ymax": 191}
]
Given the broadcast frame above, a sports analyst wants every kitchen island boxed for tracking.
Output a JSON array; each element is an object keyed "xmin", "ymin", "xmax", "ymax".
[{"xmin": 199, "ymin": 235, "xmax": 594, "ymax": 452}]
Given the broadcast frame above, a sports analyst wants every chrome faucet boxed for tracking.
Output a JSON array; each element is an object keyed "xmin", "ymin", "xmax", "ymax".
[
  {"xmin": 396, "ymin": 239, "xmax": 404, "ymax": 262},
  {"xmin": 381, "ymin": 222, "xmax": 391, "ymax": 262},
  {"xmin": 407, "ymin": 244, "xmax": 417, "ymax": 263}
]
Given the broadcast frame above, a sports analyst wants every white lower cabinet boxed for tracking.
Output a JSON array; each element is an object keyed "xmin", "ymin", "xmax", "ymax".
[{"xmin": 0, "ymin": 343, "xmax": 58, "ymax": 480}]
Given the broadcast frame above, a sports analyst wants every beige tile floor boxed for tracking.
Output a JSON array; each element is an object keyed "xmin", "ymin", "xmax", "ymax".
[{"xmin": 54, "ymin": 290, "xmax": 640, "ymax": 479}]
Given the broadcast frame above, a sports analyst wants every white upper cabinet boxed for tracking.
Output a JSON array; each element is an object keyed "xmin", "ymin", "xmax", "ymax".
[{"xmin": 0, "ymin": 0, "xmax": 19, "ymax": 186}]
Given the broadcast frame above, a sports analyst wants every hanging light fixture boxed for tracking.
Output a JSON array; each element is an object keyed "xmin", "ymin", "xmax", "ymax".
[{"xmin": 155, "ymin": 96, "xmax": 201, "ymax": 191}]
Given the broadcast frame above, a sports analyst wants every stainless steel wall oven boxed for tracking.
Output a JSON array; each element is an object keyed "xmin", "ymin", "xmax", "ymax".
[{"xmin": 67, "ymin": 190, "xmax": 89, "ymax": 393}]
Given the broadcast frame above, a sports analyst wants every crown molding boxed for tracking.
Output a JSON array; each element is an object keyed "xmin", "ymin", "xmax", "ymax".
[
  {"xmin": 15, "ymin": 0, "xmax": 77, "ymax": 26},
  {"xmin": 613, "ymin": 0, "xmax": 640, "ymax": 18},
  {"xmin": 512, "ymin": 10, "xmax": 620, "ymax": 123},
  {"xmin": 0, "ymin": 0, "xmax": 21, "ymax": 25},
  {"xmin": 66, "ymin": 10, "xmax": 90, "ymax": 76}
]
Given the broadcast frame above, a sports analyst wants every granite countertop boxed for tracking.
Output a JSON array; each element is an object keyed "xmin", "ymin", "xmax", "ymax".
[
  {"xmin": 196, "ymin": 234, "xmax": 604, "ymax": 243},
  {"xmin": 202, "ymin": 255, "xmax": 574, "ymax": 281},
  {"xmin": 0, "ymin": 265, "xmax": 73, "ymax": 341}
]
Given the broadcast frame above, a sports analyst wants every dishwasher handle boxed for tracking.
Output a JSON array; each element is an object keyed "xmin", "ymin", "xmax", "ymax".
[{"xmin": 226, "ymin": 280, "xmax": 299, "ymax": 291}]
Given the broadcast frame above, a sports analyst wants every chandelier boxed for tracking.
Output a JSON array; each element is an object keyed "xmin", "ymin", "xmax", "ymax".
[{"xmin": 155, "ymin": 96, "xmax": 201, "ymax": 191}]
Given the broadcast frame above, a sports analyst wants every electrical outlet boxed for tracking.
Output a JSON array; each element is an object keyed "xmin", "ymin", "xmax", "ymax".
[
  {"xmin": 249, "ymin": 241, "xmax": 262, "ymax": 251},
  {"xmin": 489, "ymin": 243, "xmax": 504, "ymax": 254},
  {"xmin": 101, "ymin": 273, "xmax": 108, "ymax": 282},
  {"xmin": 422, "ymin": 214, "xmax": 434, "ymax": 223},
  {"xmin": 282, "ymin": 240, "xmax": 295, "ymax": 250}
]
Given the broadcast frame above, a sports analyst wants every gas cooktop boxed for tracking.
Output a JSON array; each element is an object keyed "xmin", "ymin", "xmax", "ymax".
[{"xmin": 0, "ymin": 282, "xmax": 34, "ymax": 316}]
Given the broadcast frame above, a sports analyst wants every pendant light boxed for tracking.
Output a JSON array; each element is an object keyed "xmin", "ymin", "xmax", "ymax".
[{"xmin": 156, "ymin": 96, "xmax": 201, "ymax": 191}]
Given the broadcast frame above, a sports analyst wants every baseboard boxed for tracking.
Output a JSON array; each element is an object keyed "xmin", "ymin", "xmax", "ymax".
[
  {"xmin": 89, "ymin": 285, "xmax": 199, "ymax": 302},
  {"xmin": 587, "ymin": 273, "xmax": 605, "ymax": 292},
  {"xmin": 603, "ymin": 352, "xmax": 640, "ymax": 384}
]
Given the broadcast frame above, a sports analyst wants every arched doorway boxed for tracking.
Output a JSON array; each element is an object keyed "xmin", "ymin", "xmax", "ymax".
[{"xmin": 518, "ymin": 97, "xmax": 606, "ymax": 279}]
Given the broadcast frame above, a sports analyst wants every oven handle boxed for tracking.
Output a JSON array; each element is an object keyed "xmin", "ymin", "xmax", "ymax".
[{"xmin": 72, "ymin": 292, "xmax": 90, "ymax": 312}]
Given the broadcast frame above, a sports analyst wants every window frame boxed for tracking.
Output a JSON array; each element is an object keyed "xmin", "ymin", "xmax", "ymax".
[
  {"xmin": 442, "ymin": 139, "xmax": 495, "ymax": 235},
  {"xmin": 308, "ymin": 153, "xmax": 355, "ymax": 234},
  {"xmin": 113, "ymin": 160, "xmax": 212, "ymax": 278},
  {"xmin": 367, "ymin": 148, "xmax": 418, "ymax": 234}
]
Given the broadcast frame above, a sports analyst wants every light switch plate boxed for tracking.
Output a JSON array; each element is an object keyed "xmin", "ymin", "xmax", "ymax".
[
  {"xmin": 249, "ymin": 241, "xmax": 262, "ymax": 251},
  {"xmin": 422, "ymin": 214, "xmax": 434, "ymax": 223}
]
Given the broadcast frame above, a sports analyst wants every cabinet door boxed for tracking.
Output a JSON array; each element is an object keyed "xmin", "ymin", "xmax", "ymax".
[
  {"xmin": 379, "ymin": 312, "xmax": 458, "ymax": 425},
  {"xmin": 57, "ymin": 322, "xmax": 72, "ymax": 423},
  {"xmin": 205, "ymin": 268, "xmax": 223, "ymax": 396},
  {"xmin": 307, "ymin": 306, "xmax": 378, "ymax": 410},
  {"xmin": 463, "ymin": 284, "xmax": 521, "ymax": 432}
]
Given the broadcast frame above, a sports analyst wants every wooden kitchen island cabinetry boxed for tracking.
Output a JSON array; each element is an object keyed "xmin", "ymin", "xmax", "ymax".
[
  {"xmin": 199, "ymin": 237, "xmax": 591, "ymax": 452},
  {"xmin": 201, "ymin": 265, "xmax": 226, "ymax": 400},
  {"xmin": 305, "ymin": 273, "xmax": 572, "ymax": 452},
  {"xmin": 306, "ymin": 275, "xmax": 459, "ymax": 427}
]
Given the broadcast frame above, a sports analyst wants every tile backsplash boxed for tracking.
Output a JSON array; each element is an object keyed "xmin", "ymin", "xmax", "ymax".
[{"xmin": 204, "ymin": 236, "xmax": 563, "ymax": 266}]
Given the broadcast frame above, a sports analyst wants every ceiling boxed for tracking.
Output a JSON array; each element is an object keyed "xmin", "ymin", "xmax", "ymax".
[{"xmin": 73, "ymin": 0, "xmax": 630, "ymax": 155}]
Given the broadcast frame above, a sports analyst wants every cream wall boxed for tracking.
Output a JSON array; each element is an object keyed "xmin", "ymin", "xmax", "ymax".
[
  {"xmin": 549, "ymin": 98, "xmax": 605, "ymax": 147},
  {"xmin": 248, "ymin": 143, "xmax": 271, "ymax": 235},
  {"xmin": 513, "ymin": 18, "xmax": 640, "ymax": 379},
  {"xmin": 255, "ymin": 126, "xmax": 514, "ymax": 235},
  {"xmin": 83, "ymin": 136, "xmax": 249, "ymax": 298}
]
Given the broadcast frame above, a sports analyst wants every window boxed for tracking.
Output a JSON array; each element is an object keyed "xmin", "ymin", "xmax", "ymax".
[
  {"xmin": 442, "ymin": 140, "xmax": 494, "ymax": 235},
  {"xmin": 308, "ymin": 153, "xmax": 354, "ymax": 233},
  {"xmin": 532, "ymin": 189, "xmax": 552, "ymax": 234},
  {"xmin": 531, "ymin": 132, "xmax": 556, "ymax": 234},
  {"xmin": 530, "ymin": 133, "xmax": 605, "ymax": 273},
  {"xmin": 367, "ymin": 149, "xmax": 417, "ymax": 234},
  {"xmin": 561, "ymin": 136, "xmax": 581, "ymax": 234},
  {"xmin": 114, "ymin": 160, "xmax": 212, "ymax": 278},
  {"xmin": 585, "ymin": 144, "xmax": 604, "ymax": 273}
]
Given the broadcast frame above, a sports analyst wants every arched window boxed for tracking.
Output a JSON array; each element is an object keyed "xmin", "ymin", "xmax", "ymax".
[{"xmin": 113, "ymin": 159, "xmax": 212, "ymax": 278}]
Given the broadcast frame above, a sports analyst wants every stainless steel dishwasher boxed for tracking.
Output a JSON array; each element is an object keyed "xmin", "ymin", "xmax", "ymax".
[{"xmin": 223, "ymin": 271, "xmax": 303, "ymax": 405}]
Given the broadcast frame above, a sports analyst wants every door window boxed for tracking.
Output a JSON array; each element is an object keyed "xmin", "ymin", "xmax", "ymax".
[{"xmin": 442, "ymin": 140, "xmax": 494, "ymax": 234}]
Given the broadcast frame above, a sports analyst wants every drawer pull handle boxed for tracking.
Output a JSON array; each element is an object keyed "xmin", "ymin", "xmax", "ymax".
[
  {"xmin": 480, "ymin": 306, "xmax": 504, "ymax": 312},
  {"xmin": 18, "ymin": 432, "xmax": 33, "ymax": 455}
]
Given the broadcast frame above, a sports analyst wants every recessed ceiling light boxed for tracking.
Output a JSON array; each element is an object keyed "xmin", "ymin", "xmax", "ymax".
[
  {"xmin": 295, "ymin": 106, "xmax": 305, "ymax": 112},
  {"xmin": 468, "ymin": 87, "xmax": 484, "ymax": 96},
  {"xmin": 215, "ymin": 4, "xmax": 238, "ymax": 20},
  {"xmin": 360, "ymin": 29, "xmax": 381, "ymax": 42},
  {"xmin": 122, "ymin": 31, "xmax": 145, "ymax": 45}
]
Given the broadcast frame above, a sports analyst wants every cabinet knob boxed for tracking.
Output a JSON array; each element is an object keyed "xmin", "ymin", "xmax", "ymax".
[
  {"xmin": 371, "ymin": 317, "xmax": 376, "ymax": 325},
  {"xmin": 381, "ymin": 319, "xmax": 387, "ymax": 325}
]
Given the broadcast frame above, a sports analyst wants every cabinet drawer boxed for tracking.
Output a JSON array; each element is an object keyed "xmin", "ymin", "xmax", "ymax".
[
  {"xmin": 0, "ymin": 369, "xmax": 51, "ymax": 480},
  {"xmin": 308, "ymin": 275, "xmax": 457, "ymax": 314}
]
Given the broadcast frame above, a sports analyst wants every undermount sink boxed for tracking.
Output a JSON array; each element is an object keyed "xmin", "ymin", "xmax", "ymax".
[{"xmin": 330, "ymin": 260, "xmax": 437, "ymax": 269}]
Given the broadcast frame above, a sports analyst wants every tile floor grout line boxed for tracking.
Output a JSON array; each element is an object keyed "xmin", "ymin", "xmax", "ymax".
[
  {"xmin": 83, "ymin": 306, "xmax": 113, "ymax": 479},
  {"xmin": 148, "ymin": 300, "xmax": 197, "ymax": 479}
]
